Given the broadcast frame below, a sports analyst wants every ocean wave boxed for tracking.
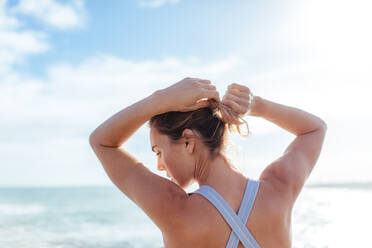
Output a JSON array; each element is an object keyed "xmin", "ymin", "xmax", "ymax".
[
  {"xmin": 0, "ymin": 224, "xmax": 163, "ymax": 248},
  {"xmin": 0, "ymin": 203, "xmax": 45, "ymax": 215}
]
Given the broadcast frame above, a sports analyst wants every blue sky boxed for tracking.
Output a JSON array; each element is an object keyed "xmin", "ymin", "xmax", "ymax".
[
  {"xmin": 1, "ymin": 0, "xmax": 371, "ymax": 189},
  {"xmin": 15, "ymin": 0, "xmax": 289, "ymax": 76}
]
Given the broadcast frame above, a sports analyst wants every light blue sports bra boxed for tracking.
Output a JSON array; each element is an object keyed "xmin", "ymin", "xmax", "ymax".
[{"xmin": 188, "ymin": 178, "xmax": 261, "ymax": 248}]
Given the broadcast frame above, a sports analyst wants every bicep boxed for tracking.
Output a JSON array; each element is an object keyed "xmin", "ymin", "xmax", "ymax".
[
  {"xmin": 89, "ymin": 143, "xmax": 188, "ymax": 232},
  {"xmin": 260, "ymin": 125, "xmax": 327, "ymax": 204}
]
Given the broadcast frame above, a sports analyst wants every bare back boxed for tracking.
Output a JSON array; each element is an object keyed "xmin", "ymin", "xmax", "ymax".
[{"xmin": 161, "ymin": 175, "xmax": 293, "ymax": 248}]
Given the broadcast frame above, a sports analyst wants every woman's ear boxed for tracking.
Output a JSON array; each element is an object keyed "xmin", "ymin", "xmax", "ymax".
[
  {"xmin": 182, "ymin": 129, "xmax": 195, "ymax": 153},
  {"xmin": 185, "ymin": 139, "xmax": 194, "ymax": 154}
]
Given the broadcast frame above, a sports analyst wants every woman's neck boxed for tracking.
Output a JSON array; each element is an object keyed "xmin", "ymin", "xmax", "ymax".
[{"xmin": 196, "ymin": 154, "xmax": 246, "ymax": 190}]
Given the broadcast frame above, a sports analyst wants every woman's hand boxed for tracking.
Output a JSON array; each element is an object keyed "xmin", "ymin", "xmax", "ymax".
[
  {"xmin": 158, "ymin": 77, "xmax": 221, "ymax": 112},
  {"xmin": 221, "ymin": 83, "xmax": 259, "ymax": 116}
]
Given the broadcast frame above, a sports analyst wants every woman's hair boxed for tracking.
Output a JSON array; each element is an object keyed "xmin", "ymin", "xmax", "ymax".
[{"xmin": 148, "ymin": 99, "xmax": 250, "ymax": 158}]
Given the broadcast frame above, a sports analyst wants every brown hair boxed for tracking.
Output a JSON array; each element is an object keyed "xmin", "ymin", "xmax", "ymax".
[{"xmin": 148, "ymin": 99, "xmax": 250, "ymax": 159}]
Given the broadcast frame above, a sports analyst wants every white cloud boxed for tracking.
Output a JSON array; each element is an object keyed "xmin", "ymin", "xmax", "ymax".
[
  {"xmin": 0, "ymin": 0, "xmax": 49, "ymax": 73},
  {"xmin": 0, "ymin": 0, "xmax": 86, "ymax": 73},
  {"xmin": 0, "ymin": 54, "xmax": 243, "ymax": 136},
  {"xmin": 0, "ymin": 29, "xmax": 48, "ymax": 54},
  {"xmin": 1, "ymin": 51, "xmax": 371, "ymax": 187},
  {"xmin": 12, "ymin": 0, "xmax": 85, "ymax": 29},
  {"xmin": 0, "ymin": 54, "xmax": 247, "ymax": 186},
  {"xmin": 138, "ymin": 0, "xmax": 180, "ymax": 8},
  {"xmin": 0, "ymin": 0, "xmax": 19, "ymax": 29}
]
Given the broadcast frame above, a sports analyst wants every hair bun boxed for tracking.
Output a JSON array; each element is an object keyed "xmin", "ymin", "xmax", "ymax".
[{"xmin": 208, "ymin": 99, "xmax": 250, "ymax": 136}]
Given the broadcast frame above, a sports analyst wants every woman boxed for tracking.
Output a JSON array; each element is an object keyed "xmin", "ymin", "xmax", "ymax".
[{"xmin": 89, "ymin": 77, "xmax": 327, "ymax": 248}]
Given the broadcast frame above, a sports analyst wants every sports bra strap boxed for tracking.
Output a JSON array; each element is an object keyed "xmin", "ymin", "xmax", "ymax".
[
  {"xmin": 226, "ymin": 179, "xmax": 260, "ymax": 248},
  {"xmin": 192, "ymin": 179, "xmax": 261, "ymax": 248}
]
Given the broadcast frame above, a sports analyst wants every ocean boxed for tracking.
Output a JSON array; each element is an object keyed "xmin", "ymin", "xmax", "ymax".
[{"xmin": 0, "ymin": 183, "xmax": 371, "ymax": 248}]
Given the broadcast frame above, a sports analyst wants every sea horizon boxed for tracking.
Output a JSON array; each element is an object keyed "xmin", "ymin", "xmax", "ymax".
[
  {"xmin": 1, "ymin": 180, "xmax": 371, "ymax": 247},
  {"xmin": 1, "ymin": 181, "xmax": 372, "ymax": 189}
]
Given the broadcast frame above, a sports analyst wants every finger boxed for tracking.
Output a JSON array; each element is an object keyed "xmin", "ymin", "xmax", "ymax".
[
  {"xmin": 227, "ymin": 87, "xmax": 251, "ymax": 99},
  {"xmin": 199, "ymin": 79, "xmax": 211, "ymax": 84},
  {"xmin": 203, "ymin": 90, "xmax": 220, "ymax": 102},
  {"xmin": 223, "ymin": 93, "xmax": 250, "ymax": 108},
  {"xmin": 194, "ymin": 99, "xmax": 210, "ymax": 109},
  {"xmin": 228, "ymin": 83, "xmax": 251, "ymax": 93},
  {"xmin": 200, "ymin": 84, "xmax": 216, "ymax": 91},
  {"xmin": 188, "ymin": 77, "xmax": 211, "ymax": 84},
  {"xmin": 221, "ymin": 99, "xmax": 246, "ymax": 115}
]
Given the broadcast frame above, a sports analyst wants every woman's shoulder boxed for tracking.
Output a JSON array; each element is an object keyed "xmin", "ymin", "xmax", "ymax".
[{"xmin": 253, "ymin": 178, "xmax": 293, "ymax": 224}]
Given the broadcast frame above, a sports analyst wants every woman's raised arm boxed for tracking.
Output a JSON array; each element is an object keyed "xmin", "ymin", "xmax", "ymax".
[
  {"xmin": 254, "ymin": 96, "xmax": 327, "ymax": 206},
  {"xmin": 88, "ymin": 77, "xmax": 220, "ymax": 233},
  {"xmin": 222, "ymin": 83, "xmax": 327, "ymax": 207}
]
